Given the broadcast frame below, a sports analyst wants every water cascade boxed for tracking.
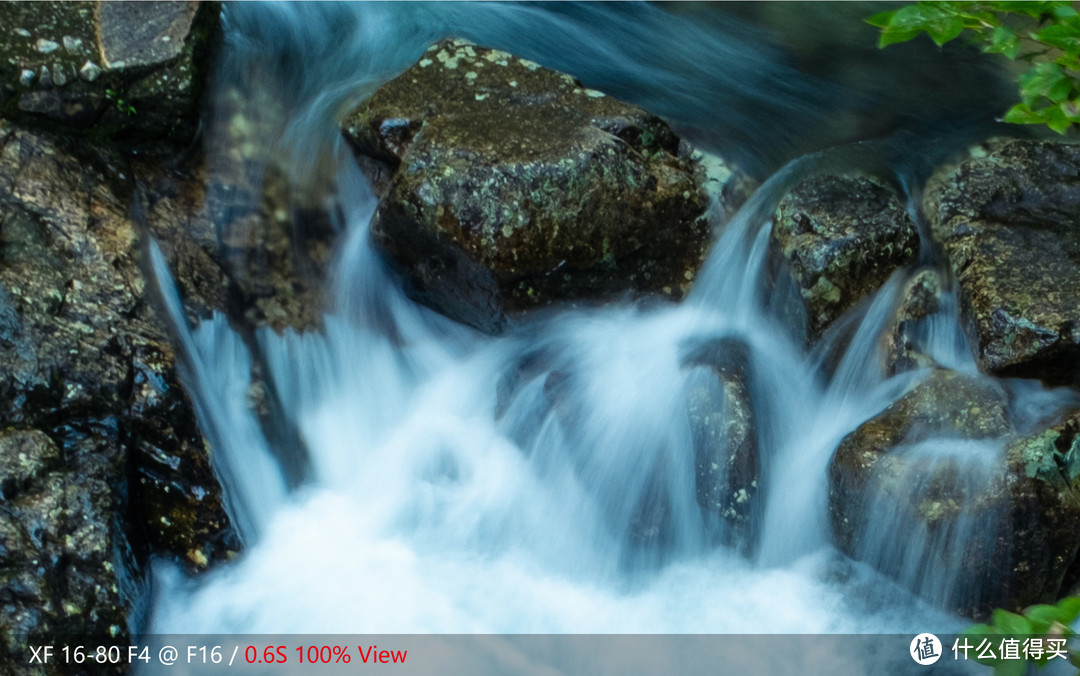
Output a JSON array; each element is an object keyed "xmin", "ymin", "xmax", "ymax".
[{"xmin": 141, "ymin": 2, "xmax": 1080, "ymax": 670}]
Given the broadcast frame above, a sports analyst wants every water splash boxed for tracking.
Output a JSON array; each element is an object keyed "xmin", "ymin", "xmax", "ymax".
[{"xmin": 142, "ymin": 0, "xmax": 1068, "ymax": 652}]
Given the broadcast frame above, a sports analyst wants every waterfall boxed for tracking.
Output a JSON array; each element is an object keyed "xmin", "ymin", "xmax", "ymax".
[{"xmin": 138, "ymin": 2, "xmax": 1077, "ymax": 670}]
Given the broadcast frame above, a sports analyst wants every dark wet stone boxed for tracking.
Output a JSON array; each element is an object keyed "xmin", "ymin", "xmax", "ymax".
[
  {"xmin": 769, "ymin": 173, "xmax": 919, "ymax": 344},
  {"xmin": 343, "ymin": 38, "xmax": 751, "ymax": 333},
  {"xmin": 923, "ymin": 138, "xmax": 1080, "ymax": 386},
  {"xmin": 0, "ymin": 1, "xmax": 219, "ymax": 144},
  {"xmin": 829, "ymin": 368, "xmax": 1080, "ymax": 618},
  {"xmin": 0, "ymin": 121, "xmax": 238, "ymax": 669},
  {"xmin": 682, "ymin": 336, "xmax": 760, "ymax": 551},
  {"xmin": 880, "ymin": 267, "xmax": 945, "ymax": 376}
]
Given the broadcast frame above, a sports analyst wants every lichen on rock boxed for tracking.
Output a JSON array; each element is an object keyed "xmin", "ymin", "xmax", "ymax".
[
  {"xmin": 0, "ymin": 1, "xmax": 219, "ymax": 144},
  {"xmin": 0, "ymin": 121, "xmax": 238, "ymax": 669},
  {"xmin": 829, "ymin": 367, "xmax": 1080, "ymax": 618},
  {"xmin": 923, "ymin": 138, "xmax": 1080, "ymax": 386},
  {"xmin": 342, "ymin": 38, "xmax": 751, "ymax": 332},
  {"xmin": 768, "ymin": 173, "xmax": 919, "ymax": 344}
]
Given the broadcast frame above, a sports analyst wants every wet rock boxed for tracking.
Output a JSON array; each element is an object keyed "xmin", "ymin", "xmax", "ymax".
[
  {"xmin": 880, "ymin": 267, "xmax": 945, "ymax": 376},
  {"xmin": 830, "ymin": 369, "xmax": 1009, "ymax": 547},
  {"xmin": 133, "ymin": 78, "xmax": 338, "ymax": 333},
  {"xmin": 682, "ymin": 336, "xmax": 760, "ymax": 551},
  {"xmin": 923, "ymin": 139, "xmax": 1080, "ymax": 386},
  {"xmin": 0, "ymin": 428, "xmax": 129, "ymax": 674},
  {"xmin": 0, "ymin": 122, "xmax": 238, "ymax": 668},
  {"xmin": 1001, "ymin": 410, "xmax": 1080, "ymax": 607},
  {"xmin": 0, "ymin": 429, "xmax": 59, "ymax": 503},
  {"xmin": 0, "ymin": 1, "xmax": 219, "ymax": 143},
  {"xmin": 829, "ymin": 369, "xmax": 1080, "ymax": 617},
  {"xmin": 342, "ymin": 38, "xmax": 750, "ymax": 333},
  {"xmin": 769, "ymin": 173, "xmax": 919, "ymax": 344},
  {"xmin": 97, "ymin": 1, "xmax": 199, "ymax": 69},
  {"xmin": 137, "ymin": 157, "xmax": 336, "ymax": 333}
]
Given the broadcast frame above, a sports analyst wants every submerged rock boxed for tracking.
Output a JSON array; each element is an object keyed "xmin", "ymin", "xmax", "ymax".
[
  {"xmin": 342, "ymin": 38, "xmax": 751, "ymax": 332},
  {"xmin": 0, "ymin": 1, "xmax": 219, "ymax": 143},
  {"xmin": 682, "ymin": 337, "xmax": 760, "ymax": 552},
  {"xmin": 829, "ymin": 368, "xmax": 1080, "ymax": 618},
  {"xmin": 769, "ymin": 173, "xmax": 919, "ymax": 344},
  {"xmin": 137, "ymin": 149, "xmax": 336, "ymax": 333},
  {"xmin": 923, "ymin": 138, "xmax": 1080, "ymax": 386}
]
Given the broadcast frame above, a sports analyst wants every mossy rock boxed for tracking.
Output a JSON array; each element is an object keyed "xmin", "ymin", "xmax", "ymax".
[
  {"xmin": 0, "ymin": 1, "xmax": 220, "ymax": 145},
  {"xmin": 922, "ymin": 138, "xmax": 1080, "ymax": 386},
  {"xmin": 829, "ymin": 368, "xmax": 1080, "ymax": 618},
  {"xmin": 0, "ymin": 122, "xmax": 239, "ymax": 670},
  {"xmin": 342, "ymin": 38, "xmax": 751, "ymax": 333},
  {"xmin": 769, "ymin": 173, "xmax": 919, "ymax": 344}
]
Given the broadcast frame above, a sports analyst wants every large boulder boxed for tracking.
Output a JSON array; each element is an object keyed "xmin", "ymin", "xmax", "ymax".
[
  {"xmin": 0, "ymin": 1, "xmax": 219, "ymax": 143},
  {"xmin": 923, "ymin": 138, "xmax": 1080, "ymax": 386},
  {"xmin": 342, "ymin": 38, "xmax": 751, "ymax": 333},
  {"xmin": 829, "ymin": 368, "xmax": 1080, "ymax": 618},
  {"xmin": 768, "ymin": 173, "xmax": 919, "ymax": 344}
]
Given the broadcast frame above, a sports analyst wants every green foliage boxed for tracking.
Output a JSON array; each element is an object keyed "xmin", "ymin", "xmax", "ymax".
[
  {"xmin": 867, "ymin": 1, "xmax": 1080, "ymax": 133},
  {"xmin": 1018, "ymin": 428, "xmax": 1080, "ymax": 491},
  {"xmin": 104, "ymin": 88, "xmax": 137, "ymax": 117},
  {"xmin": 963, "ymin": 596, "xmax": 1080, "ymax": 674}
]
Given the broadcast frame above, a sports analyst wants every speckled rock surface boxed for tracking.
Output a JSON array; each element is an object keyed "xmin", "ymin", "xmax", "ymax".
[
  {"xmin": 922, "ymin": 138, "xmax": 1080, "ymax": 386},
  {"xmin": 682, "ymin": 336, "xmax": 760, "ymax": 552},
  {"xmin": 0, "ymin": 122, "xmax": 238, "ymax": 670},
  {"xmin": 0, "ymin": 1, "xmax": 218, "ymax": 143},
  {"xmin": 769, "ymin": 173, "xmax": 919, "ymax": 344},
  {"xmin": 880, "ymin": 267, "xmax": 945, "ymax": 376},
  {"xmin": 343, "ymin": 38, "xmax": 751, "ymax": 333},
  {"xmin": 829, "ymin": 369, "xmax": 1080, "ymax": 618},
  {"xmin": 136, "ymin": 90, "xmax": 337, "ymax": 334}
]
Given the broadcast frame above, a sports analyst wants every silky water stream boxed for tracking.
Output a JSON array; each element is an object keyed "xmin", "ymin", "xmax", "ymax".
[{"xmin": 139, "ymin": 3, "xmax": 1079, "ymax": 673}]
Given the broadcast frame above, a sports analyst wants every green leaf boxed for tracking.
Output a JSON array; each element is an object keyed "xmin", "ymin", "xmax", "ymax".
[
  {"xmin": 867, "ymin": 10, "xmax": 897, "ymax": 28},
  {"xmin": 879, "ymin": 29, "xmax": 923, "ymax": 47},
  {"xmin": 1019, "ymin": 62, "xmax": 1070, "ymax": 104},
  {"xmin": 888, "ymin": 3, "xmax": 948, "ymax": 30},
  {"xmin": 994, "ymin": 1, "xmax": 1061, "ymax": 18},
  {"xmin": 1058, "ymin": 52, "xmax": 1080, "ymax": 70},
  {"xmin": 1056, "ymin": 596, "xmax": 1080, "ymax": 624},
  {"xmin": 966, "ymin": 623, "xmax": 995, "ymax": 636},
  {"xmin": 1034, "ymin": 17, "xmax": 1080, "ymax": 52},
  {"xmin": 993, "ymin": 609, "xmax": 1032, "ymax": 634},
  {"xmin": 987, "ymin": 25, "xmax": 1022, "ymax": 58},
  {"xmin": 929, "ymin": 15, "xmax": 967, "ymax": 45},
  {"xmin": 1048, "ymin": 77, "xmax": 1073, "ymax": 102},
  {"xmin": 1054, "ymin": 5, "xmax": 1078, "ymax": 20},
  {"xmin": 1003, "ymin": 103, "xmax": 1036, "ymax": 124},
  {"xmin": 870, "ymin": 1, "xmax": 1080, "ymax": 134},
  {"xmin": 1026, "ymin": 604, "xmax": 1061, "ymax": 634},
  {"xmin": 1046, "ymin": 105, "xmax": 1073, "ymax": 133}
]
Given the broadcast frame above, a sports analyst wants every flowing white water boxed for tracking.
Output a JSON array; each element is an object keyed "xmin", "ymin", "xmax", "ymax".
[
  {"xmin": 141, "ymin": 1, "xmax": 1078, "ymax": 665},
  {"xmin": 149, "ymin": 182, "xmax": 951, "ymax": 636}
]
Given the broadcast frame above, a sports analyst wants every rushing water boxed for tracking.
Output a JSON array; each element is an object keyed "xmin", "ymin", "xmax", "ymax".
[{"xmin": 141, "ymin": 2, "xmax": 1077, "ymax": 672}]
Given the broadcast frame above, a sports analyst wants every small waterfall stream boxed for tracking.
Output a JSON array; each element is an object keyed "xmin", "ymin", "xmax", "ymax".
[{"xmin": 141, "ymin": 2, "xmax": 1079, "ymax": 671}]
